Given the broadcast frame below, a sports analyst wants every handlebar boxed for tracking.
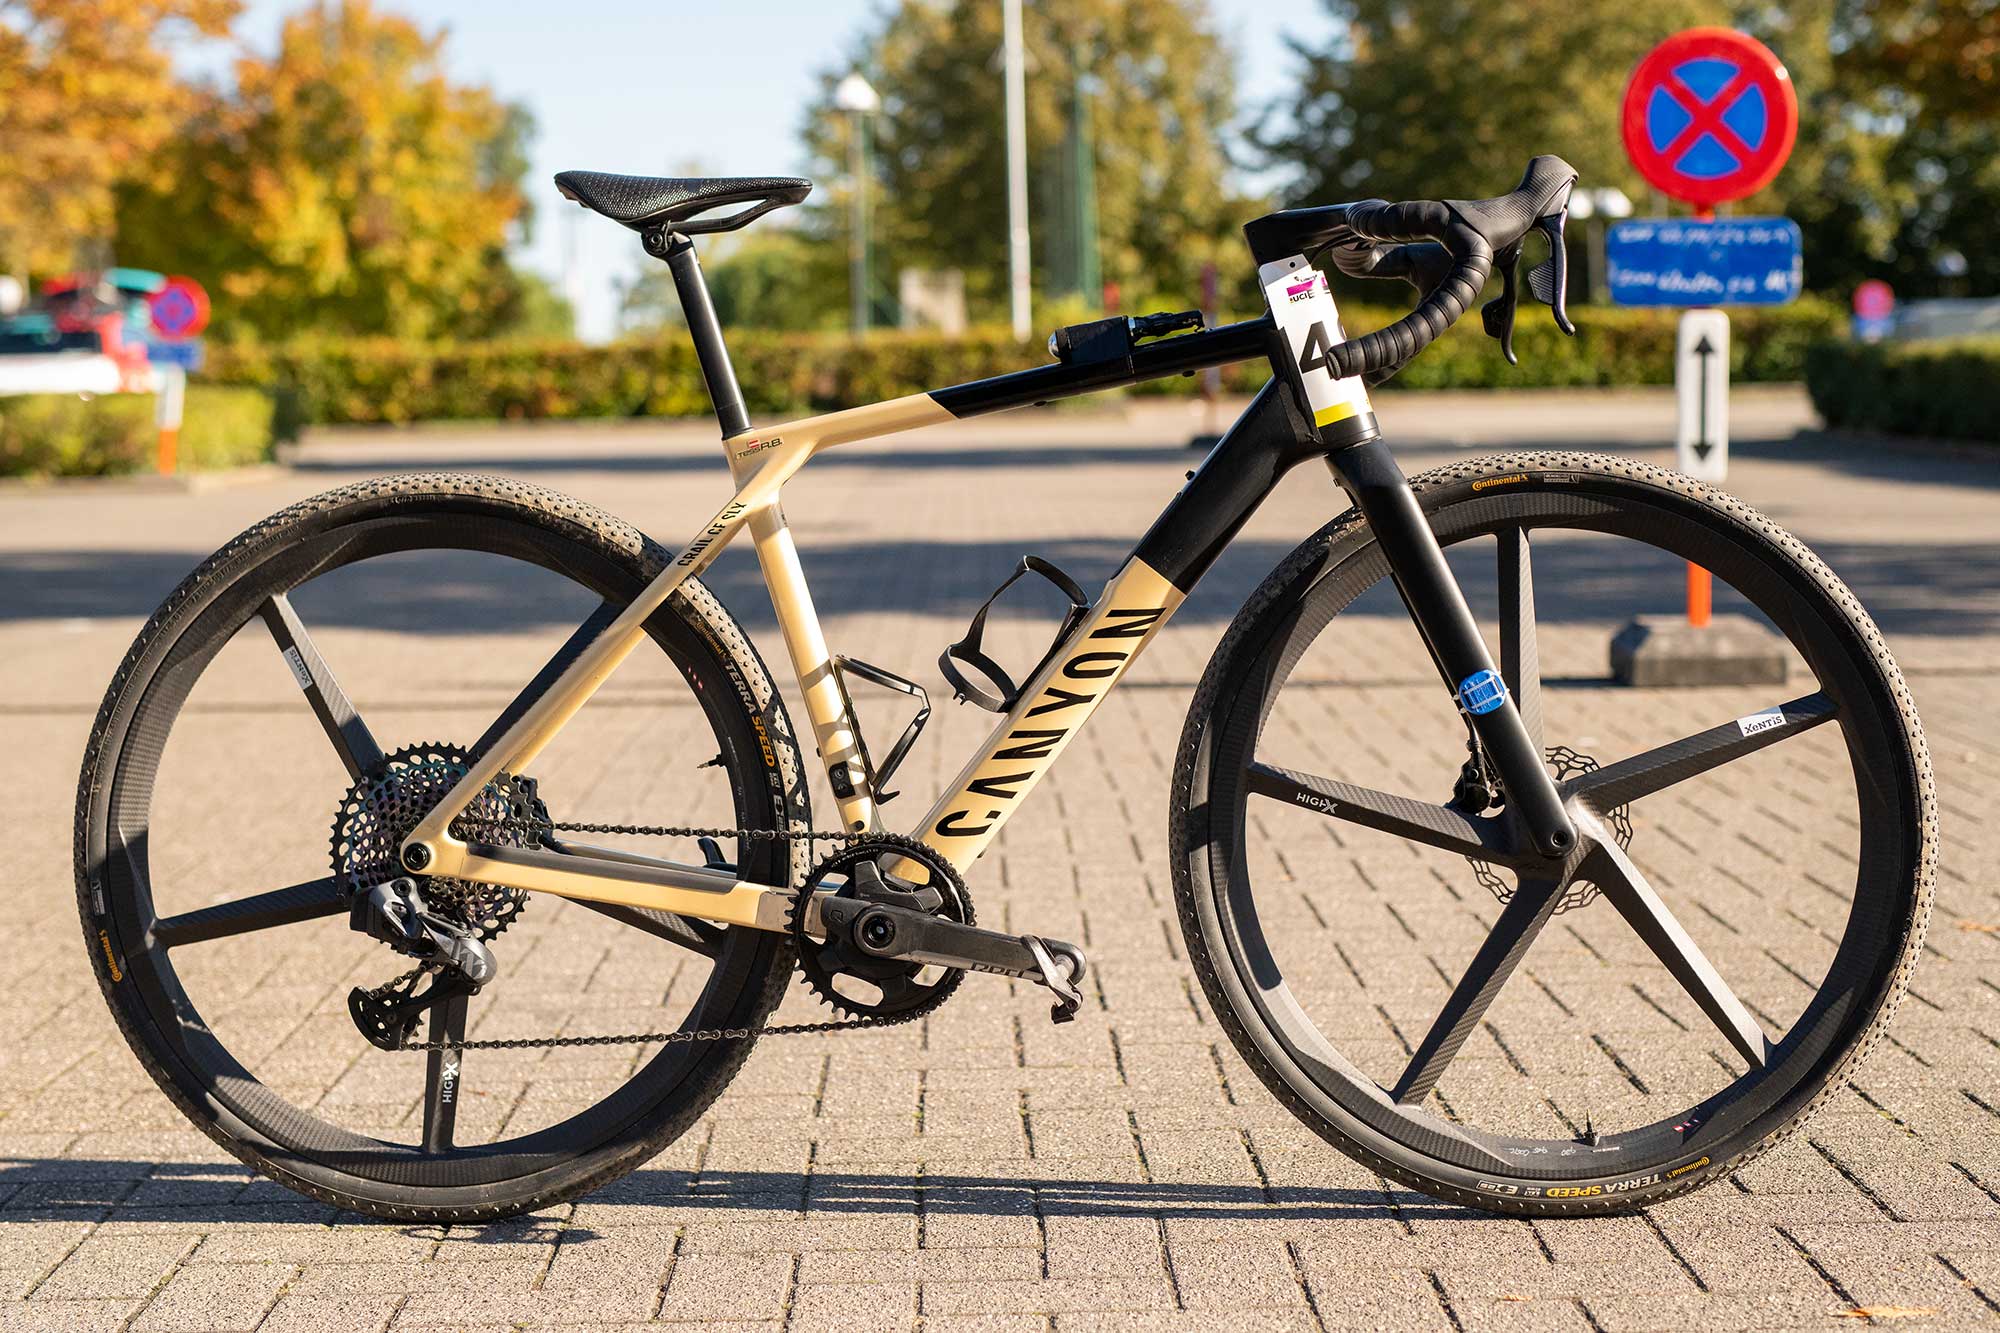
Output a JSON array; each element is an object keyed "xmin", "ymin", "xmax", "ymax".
[{"xmin": 1243, "ymin": 155, "xmax": 1580, "ymax": 380}]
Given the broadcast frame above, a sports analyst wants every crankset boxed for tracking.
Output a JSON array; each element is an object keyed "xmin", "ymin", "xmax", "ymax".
[
  {"xmin": 348, "ymin": 811, "xmax": 1089, "ymax": 1052},
  {"xmin": 793, "ymin": 836, "xmax": 1088, "ymax": 1024}
]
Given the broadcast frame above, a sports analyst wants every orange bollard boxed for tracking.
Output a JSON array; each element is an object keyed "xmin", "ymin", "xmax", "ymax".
[
  {"xmin": 1687, "ymin": 563, "xmax": 1712, "ymax": 628},
  {"xmin": 154, "ymin": 367, "xmax": 186, "ymax": 475}
]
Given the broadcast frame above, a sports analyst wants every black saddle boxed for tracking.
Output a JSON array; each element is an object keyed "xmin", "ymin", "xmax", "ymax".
[{"xmin": 554, "ymin": 171, "xmax": 811, "ymax": 235}]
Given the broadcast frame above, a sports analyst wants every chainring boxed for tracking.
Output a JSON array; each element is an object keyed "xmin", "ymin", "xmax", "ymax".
[
  {"xmin": 1470, "ymin": 745, "xmax": 1634, "ymax": 913},
  {"xmin": 789, "ymin": 834, "xmax": 972, "ymax": 1022},
  {"xmin": 331, "ymin": 742, "xmax": 550, "ymax": 941}
]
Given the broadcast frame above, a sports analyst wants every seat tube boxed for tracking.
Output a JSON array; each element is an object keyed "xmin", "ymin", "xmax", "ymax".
[
  {"xmin": 1326, "ymin": 438, "xmax": 1576, "ymax": 859},
  {"xmin": 656, "ymin": 231, "xmax": 751, "ymax": 438}
]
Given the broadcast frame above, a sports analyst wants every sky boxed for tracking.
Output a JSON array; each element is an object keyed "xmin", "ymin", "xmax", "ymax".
[{"xmin": 174, "ymin": 0, "xmax": 1334, "ymax": 341}]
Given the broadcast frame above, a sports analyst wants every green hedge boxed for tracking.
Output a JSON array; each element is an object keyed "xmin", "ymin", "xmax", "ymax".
[
  {"xmin": 1805, "ymin": 337, "xmax": 2000, "ymax": 444},
  {"xmin": 0, "ymin": 386, "xmax": 276, "ymax": 478},
  {"xmin": 202, "ymin": 299, "xmax": 1845, "ymax": 428}
]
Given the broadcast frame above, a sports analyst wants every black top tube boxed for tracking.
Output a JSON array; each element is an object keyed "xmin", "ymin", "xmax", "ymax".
[{"xmin": 927, "ymin": 317, "xmax": 1272, "ymax": 420}]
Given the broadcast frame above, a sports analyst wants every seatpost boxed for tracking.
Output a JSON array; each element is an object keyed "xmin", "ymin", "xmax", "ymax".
[{"xmin": 646, "ymin": 228, "xmax": 751, "ymax": 437}]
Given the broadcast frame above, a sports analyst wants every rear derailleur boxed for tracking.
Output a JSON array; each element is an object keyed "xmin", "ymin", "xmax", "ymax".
[
  {"xmin": 346, "ymin": 878, "xmax": 498, "ymax": 1051},
  {"xmin": 792, "ymin": 836, "xmax": 1089, "ymax": 1025}
]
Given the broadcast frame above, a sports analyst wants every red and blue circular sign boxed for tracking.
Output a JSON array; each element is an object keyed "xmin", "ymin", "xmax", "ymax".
[
  {"xmin": 147, "ymin": 275, "xmax": 210, "ymax": 340},
  {"xmin": 1621, "ymin": 28, "xmax": 1798, "ymax": 208},
  {"xmin": 1853, "ymin": 280, "xmax": 1894, "ymax": 321}
]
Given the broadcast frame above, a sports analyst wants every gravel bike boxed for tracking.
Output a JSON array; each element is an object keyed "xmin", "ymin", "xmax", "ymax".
[{"xmin": 76, "ymin": 156, "xmax": 1934, "ymax": 1219}]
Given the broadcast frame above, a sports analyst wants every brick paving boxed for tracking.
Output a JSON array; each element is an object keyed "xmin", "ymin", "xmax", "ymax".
[{"xmin": 0, "ymin": 386, "xmax": 1994, "ymax": 1331}]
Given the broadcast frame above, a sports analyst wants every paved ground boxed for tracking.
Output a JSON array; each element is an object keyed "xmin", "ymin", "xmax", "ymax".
[{"xmin": 1, "ymin": 386, "xmax": 1995, "ymax": 1332}]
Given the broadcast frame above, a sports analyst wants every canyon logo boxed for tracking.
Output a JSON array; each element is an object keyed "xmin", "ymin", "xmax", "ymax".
[{"xmin": 933, "ymin": 604, "xmax": 1166, "ymax": 839}]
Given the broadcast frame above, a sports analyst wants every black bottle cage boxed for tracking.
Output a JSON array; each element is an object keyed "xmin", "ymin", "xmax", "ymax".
[
  {"xmin": 939, "ymin": 556, "xmax": 1092, "ymax": 713},
  {"xmin": 829, "ymin": 656, "xmax": 931, "ymax": 804}
]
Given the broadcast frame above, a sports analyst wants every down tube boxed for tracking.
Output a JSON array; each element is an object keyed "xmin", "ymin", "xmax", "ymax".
[{"xmin": 916, "ymin": 380, "xmax": 1324, "ymax": 872}]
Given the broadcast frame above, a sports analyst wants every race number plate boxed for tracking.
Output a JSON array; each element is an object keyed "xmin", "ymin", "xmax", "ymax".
[{"xmin": 1259, "ymin": 255, "xmax": 1372, "ymax": 429}]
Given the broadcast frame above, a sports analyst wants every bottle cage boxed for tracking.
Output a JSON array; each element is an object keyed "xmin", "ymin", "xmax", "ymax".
[
  {"xmin": 828, "ymin": 656, "xmax": 931, "ymax": 803},
  {"xmin": 939, "ymin": 556, "xmax": 1092, "ymax": 713}
]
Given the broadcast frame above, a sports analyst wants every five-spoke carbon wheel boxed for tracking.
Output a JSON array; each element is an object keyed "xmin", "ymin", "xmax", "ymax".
[
  {"xmin": 1171, "ymin": 452, "xmax": 1934, "ymax": 1214},
  {"xmin": 74, "ymin": 474, "xmax": 810, "ymax": 1220}
]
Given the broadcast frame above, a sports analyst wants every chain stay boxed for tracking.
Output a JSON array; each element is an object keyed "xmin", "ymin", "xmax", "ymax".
[{"xmin": 391, "ymin": 816, "xmax": 913, "ymax": 1053}]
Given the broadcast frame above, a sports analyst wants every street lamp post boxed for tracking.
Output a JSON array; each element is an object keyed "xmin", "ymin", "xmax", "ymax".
[
  {"xmin": 1001, "ymin": 0, "xmax": 1031, "ymax": 341},
  {"xmin": 835, "ymin": 73, "xmax": 881, "ymax": 335}
]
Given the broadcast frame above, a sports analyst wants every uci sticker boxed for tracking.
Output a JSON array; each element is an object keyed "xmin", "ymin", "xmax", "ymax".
[
  {"xmin": 1259, "ymin": 255, "xmax": 1372, "ymax": 430},
  {"xmin": 1736, "ymin": 706, "xmax": 1787, "ymax": 737}
]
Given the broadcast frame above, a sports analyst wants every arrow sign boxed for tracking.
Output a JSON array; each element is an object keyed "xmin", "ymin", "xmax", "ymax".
[
  {"xmin": 1692, "ymin": 334, "xmax": 1716, "ymax": 460},
  {"xmin": 1676, "ymin": 311, "xmax": 1729, "ymax": 482}
]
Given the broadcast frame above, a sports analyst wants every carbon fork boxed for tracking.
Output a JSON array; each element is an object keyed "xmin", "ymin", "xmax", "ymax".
[{"xmin": 1324, "ymin": 437, "xmax": 1576, "ymax": 859}]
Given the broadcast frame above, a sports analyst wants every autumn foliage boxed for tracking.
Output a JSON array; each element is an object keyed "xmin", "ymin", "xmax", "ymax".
[
  {"xmin": 112, "ymin": 1, "xmax": 531, "ymax": 340},
  {"xmin": 0, "ymin": 0, "xmax": 238, "ymax": 274}
]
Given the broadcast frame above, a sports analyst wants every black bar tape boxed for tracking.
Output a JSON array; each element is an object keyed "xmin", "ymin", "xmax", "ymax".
[{"xmin": 1324, "ymin": 202, "xmax": 1492, "ymax": 382}]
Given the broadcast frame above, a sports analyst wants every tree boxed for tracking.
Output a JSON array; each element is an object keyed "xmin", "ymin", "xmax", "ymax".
[
  {"xmin": 618, "ymin": 230, "xmax": 843, "ymax": 334},
  {"xmin": 800, "ymin": 0, "xmax": 1250, "ymax": 320},
  {"xmin": 1796, "ymin": 0, "xmax": 2000, "ymax": 295},
  {"xmin": 1265, "ymin": 0, "xmax": 2000, "ymax": 301},
  {"xmin": 0, "ymin": 0, "xmax": 237, "ymax": 276},
  {"xmin": 1259, "ymin": 0, "xmax": 1726, "ymax": 210},
  {"xmin": 114, "ymin": 0, "xmax": 531, "ymax": 340}
]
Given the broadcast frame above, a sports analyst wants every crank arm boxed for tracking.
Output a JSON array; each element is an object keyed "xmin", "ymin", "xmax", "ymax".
[{"xmin": 818, "ymin": 897, "xmax": 1088, "ymax": 1022}]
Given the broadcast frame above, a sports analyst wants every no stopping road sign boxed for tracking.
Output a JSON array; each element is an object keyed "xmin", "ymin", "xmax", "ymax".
[{"xmin": 1621, "ymin": 28, "xmax": 1798, "ymax": 208}]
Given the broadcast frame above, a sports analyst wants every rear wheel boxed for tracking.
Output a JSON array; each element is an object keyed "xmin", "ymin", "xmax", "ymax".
[
  {"xmin": 75, "ymin": 473, "xmax": 810, "ymax": 1220},
  {"xmin": 1171, "ymin": 451, "xmax": 1934, "ymax": 1214}
]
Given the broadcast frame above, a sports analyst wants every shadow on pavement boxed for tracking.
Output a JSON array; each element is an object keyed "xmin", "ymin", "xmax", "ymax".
[
  {"xmin": 0, "ymin": 1159, "xmax": 1462, "ymax": 1226},
  {"xmin": 6, "ymin": 533, "xmax": 1994, "ymax": 638},
  {"xmin": 1735, "ymin": 430, "xmax": 2000, "ymax": 491}
]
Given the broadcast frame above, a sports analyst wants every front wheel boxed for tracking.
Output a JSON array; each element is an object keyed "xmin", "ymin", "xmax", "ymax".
[{"xmin": 1171, "ymin": 451, "xmax": 1934, "ymax": 1214}]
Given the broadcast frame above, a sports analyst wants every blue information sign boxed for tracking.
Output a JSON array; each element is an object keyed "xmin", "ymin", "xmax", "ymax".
[
  {"xmin": 1606, "ymin": 217, "xmax": 1802, "ymax": 307},
  {"xmin": 146, "ymin": 339, "xmax": 206, "ymax": 370}
]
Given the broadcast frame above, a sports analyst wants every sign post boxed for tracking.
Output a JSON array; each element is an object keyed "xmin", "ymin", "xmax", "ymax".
[
  {"xmin": 1609, "ymin": 28, "xmax": 1796, "ymax": 686},
  {"xmin": 144, "ymin": 276, "xmax": 209, "ymax": 474}
]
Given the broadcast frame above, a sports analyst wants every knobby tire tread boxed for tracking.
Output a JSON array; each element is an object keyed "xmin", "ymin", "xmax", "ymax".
[{"xmin": 1169, "ymin": 450, "xmax": 1936, "ymax": 1216}]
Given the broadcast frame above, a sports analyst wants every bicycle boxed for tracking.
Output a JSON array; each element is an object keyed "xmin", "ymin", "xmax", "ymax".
[{"xmin": 75, "ymin": 156, "xmax": 1934, "ymax": 1220}]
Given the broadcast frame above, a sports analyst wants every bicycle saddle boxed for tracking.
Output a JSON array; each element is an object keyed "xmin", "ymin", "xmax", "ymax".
[{"xmin": 554, "ymin": 171, "xmax": 812, "ymax": 235}]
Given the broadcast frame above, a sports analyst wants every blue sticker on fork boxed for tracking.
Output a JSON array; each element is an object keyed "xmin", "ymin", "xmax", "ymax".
[{"xmin": 1456, "ymin": 669, "xmax": 1508, "ymax": 715}]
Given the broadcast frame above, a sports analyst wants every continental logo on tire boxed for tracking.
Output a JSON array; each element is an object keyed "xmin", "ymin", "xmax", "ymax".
[
  {"xmin": 1667, "ymin": 1156, "xmax": 1711, "ymax": 1179},
  {"xmin": 98, "ymin": 930, "xmax": 124, "ymax": 982},
  {"xmin": 1472, "ymin": 473, "xmax": 1529, "ymax": 491}
]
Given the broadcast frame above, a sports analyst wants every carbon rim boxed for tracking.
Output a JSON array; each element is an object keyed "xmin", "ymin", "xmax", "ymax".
[
  {"xmin": 1190, "ymin": 469, "xmax": 1924, "ymax": 1193},
  {"xmin": 82, "ymin": 493, "xmax": 789, "ymax": 1193}
]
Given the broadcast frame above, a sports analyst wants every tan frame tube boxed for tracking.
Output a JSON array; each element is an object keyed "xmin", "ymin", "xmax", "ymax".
[{"xmin": 398, "ymin": 390, "xmax": 1185, "ymax": 933}]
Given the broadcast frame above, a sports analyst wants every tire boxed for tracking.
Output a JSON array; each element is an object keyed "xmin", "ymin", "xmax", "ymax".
[
  {"xmin": 74, "ymin": 473, "xmax": 812, "ymax": 1221},
  {"xmin": 1170, "ymin": 451, "xmax": 1935, "ymax": 1216}
]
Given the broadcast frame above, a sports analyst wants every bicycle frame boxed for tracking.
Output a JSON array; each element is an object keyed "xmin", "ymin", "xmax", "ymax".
[{"xmin": 402, "ymin": 248, "xmax": 1573, "ymax": 933}]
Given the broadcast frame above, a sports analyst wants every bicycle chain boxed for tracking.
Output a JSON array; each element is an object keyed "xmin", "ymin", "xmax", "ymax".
[{"xmin": 389, "ymin": 818, "xmax": 917, "ymax": 1053}]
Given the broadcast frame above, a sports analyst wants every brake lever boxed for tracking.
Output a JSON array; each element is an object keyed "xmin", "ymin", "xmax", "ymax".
[
  {"xmin": 1527, "ymin": 209, "xmax": 1576, "ymax": 336},
  {"xmin": 1480, "ymin": 241, "xmax": 1525, "ymax": 366}
]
